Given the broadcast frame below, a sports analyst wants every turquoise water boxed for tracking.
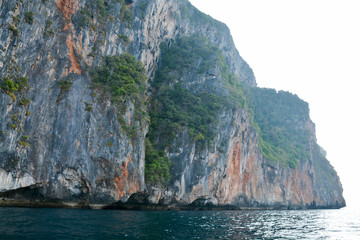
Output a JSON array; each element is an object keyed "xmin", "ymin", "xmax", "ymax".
[{"xmin": 0, "ymin": 207, "xmax": 359, "ymax": 239}]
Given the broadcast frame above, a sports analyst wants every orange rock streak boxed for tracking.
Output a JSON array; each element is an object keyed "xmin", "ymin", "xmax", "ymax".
[
  {"xmin": 57, "ymin": 0, "xmax": 77, "ymax": 20},
  {"xmin": 57, "ymin": 0, "xmax": 82, "ymax": 75},
  {"xmin": 114, "ymin": 155, "xmax": 140, "ymax": 200},
  {"xmin": 66, "ymin": 36, "xmax": 81, "ymax": 74}
]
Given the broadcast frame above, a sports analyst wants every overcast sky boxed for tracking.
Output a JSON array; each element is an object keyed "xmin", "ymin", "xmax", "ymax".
[{"xmin": 189, "ymin": 0, "xmax": 360, "ymax": 208}]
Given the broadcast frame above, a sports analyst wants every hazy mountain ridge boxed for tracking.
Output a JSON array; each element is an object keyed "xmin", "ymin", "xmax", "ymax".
[{"xmin": 0, "ymin": 0, "xmax": 344, "ymax": 209}]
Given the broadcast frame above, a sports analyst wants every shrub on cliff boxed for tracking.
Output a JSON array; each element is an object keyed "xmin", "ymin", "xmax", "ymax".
[
  {"xmin": 25, "ymin": 12, "xmax": 34, "ymax": 24},
  {"xmin": 91, "ymin": 53, "xmax": 146, "ymax": 104},
  {"xmin": 0, "ymin": 78, "xmax": 17, "ymax": 93},
  {"xmin": 8, "ymin": 25, "xmax": 19, "ymax": 36},
  {"xmin": 91, "ymin": 53, "xmax": 147, "ymax": 141},
  {"xmin": 0, "ymin": 77, "xmax": 29, "ymax": 102},
  {"xmin": 145, "ymin": 138, "xmax": 171, "ymax": 186},
  {"xmin": 16, "ymin": 77, "xmax": 29, "ymax": 92},
  {"xmin": 79, "ymin": 0, "xmax": 133, "ymax": 28}
]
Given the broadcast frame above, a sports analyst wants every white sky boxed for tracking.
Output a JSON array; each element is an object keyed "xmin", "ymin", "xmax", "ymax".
[{"xmin": 189, "ymin": 0, "xmax": 360, "ymax": 208}]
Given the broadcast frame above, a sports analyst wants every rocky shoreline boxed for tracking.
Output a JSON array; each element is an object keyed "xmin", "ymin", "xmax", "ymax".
[{"xmin": 0, "ymin": 185, "xmax": 344, "ymax": 210}]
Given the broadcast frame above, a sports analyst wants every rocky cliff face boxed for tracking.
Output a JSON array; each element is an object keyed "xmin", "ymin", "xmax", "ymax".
[
  {"xmin": 137, "ymin": 35, "xmax": 344, "ymax": 210},
  {"xmin": 0, "ymin": 0, "xmax": 344, "ymax": 209}
]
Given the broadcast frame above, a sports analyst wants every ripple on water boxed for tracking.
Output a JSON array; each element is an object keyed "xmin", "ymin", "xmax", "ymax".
[{"xmin": 0, "ymin": 207, "xmax": 359, "ymax": 239}]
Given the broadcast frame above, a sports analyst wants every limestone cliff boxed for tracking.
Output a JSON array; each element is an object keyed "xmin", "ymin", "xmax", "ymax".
[{"xmin": 0, "ymin": 0, "xmax": 344, "ymax": 209}]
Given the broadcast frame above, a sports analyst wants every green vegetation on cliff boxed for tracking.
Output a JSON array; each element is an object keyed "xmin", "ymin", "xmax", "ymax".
[
  {"xmin": 90, "ymin": 53, "xmax": 147, "ymax": 141},
  {"xmin": 149, "ymin": 83, "xmax": 225, "ymax": 147},
  {"xmin": 245, "ymin": 87, "xmax": 311, "ymax": 168},
  {"xmin": 145, "ymin": 35, "xmax": 245, "ymax": 185},
  {"xmin": 0, "ymin": 77, "xmax": 28, "ymax": 93},
  {"xmin": 145, "ymin": 138, "xmax": 171, "ymax": 186},
  {"xmin": 148, "ymin": 36, "xmax": 227, "ymax": 148},
  {"xmin": 158, "ymin": 35, "xmax": 221, "ymax": 74},
  {"xmin": 0, "ymin": 77, "xmax": 29, "ymax": 101},
  {"xmin": 0, "ymin": 78, "xmax": 18, "ymax": 93},
  {"xmin": 25, "ymin": 12, "xmax": 34, "ymax": 24},
  {"xmin": 91, "ymin": 54, "xmax": 146, "ymax": 102},
  {"xmin": 79, "ymin": 0, "xmax": 133, "ymax": 29},
  {"xmin": 144, "ymin": 34, "xmax": 312, "ymax": 184}
]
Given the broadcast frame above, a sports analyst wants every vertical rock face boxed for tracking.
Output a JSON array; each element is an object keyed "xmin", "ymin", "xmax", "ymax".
[
  {"xmin": 144, "ymin": 36, "xmax": 344, "ymax": 209},
  {"xmin": 161, "ymin": 110, "xmax": 344, "ymax": 209},
  {"xmin": 0, "ymin": 0, "xmax": 344, "ymax": 209},
  {"xmin": 0, "ymin": 0, "xmax": 150, "ymax": 204}
]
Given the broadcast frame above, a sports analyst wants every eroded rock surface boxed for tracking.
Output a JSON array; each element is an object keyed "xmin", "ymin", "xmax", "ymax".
[{"xmin": 0, "ymin": 0, "xmax": 344, "ymax": 209}]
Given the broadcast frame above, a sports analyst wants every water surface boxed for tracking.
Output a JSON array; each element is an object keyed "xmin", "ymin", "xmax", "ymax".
[{"xmin": 1, "ymin": 207, "xmax": 359, "ymax": 239}]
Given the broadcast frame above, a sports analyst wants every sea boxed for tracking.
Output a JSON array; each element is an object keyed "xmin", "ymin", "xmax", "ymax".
[{"xmin": 0, "ymin": 207, "xmax": 359, "ymax": 239}]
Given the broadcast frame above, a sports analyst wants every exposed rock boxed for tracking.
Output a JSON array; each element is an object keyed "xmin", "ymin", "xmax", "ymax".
[{"xmin": 0, "ymin": 0, "xmax": 344, "ymax": 209}]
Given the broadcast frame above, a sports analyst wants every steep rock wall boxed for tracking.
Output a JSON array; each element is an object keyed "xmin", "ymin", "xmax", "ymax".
[
  {"xmin": 0, "ymin": 0, "xmax": 344, "ymax": 209},
  {"xmin": 142, "ymin": 38, "xmax": 345, "ymax": 209},
  {"xmin": 144, "ymin": 112, "xmax": 344, "ymax": 209},
  {"xmin": 0, "ymin": 0, "xmax": 149, "ymax": 205},
  {"xmin": 0, "ymin": 0, "xmax": 254, "ymax": 206}
]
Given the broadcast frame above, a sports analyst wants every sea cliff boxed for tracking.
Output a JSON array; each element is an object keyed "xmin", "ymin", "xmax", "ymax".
[{"xmin": 0, "ymin": 0, "xmax": 345, "ymax": 209}]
